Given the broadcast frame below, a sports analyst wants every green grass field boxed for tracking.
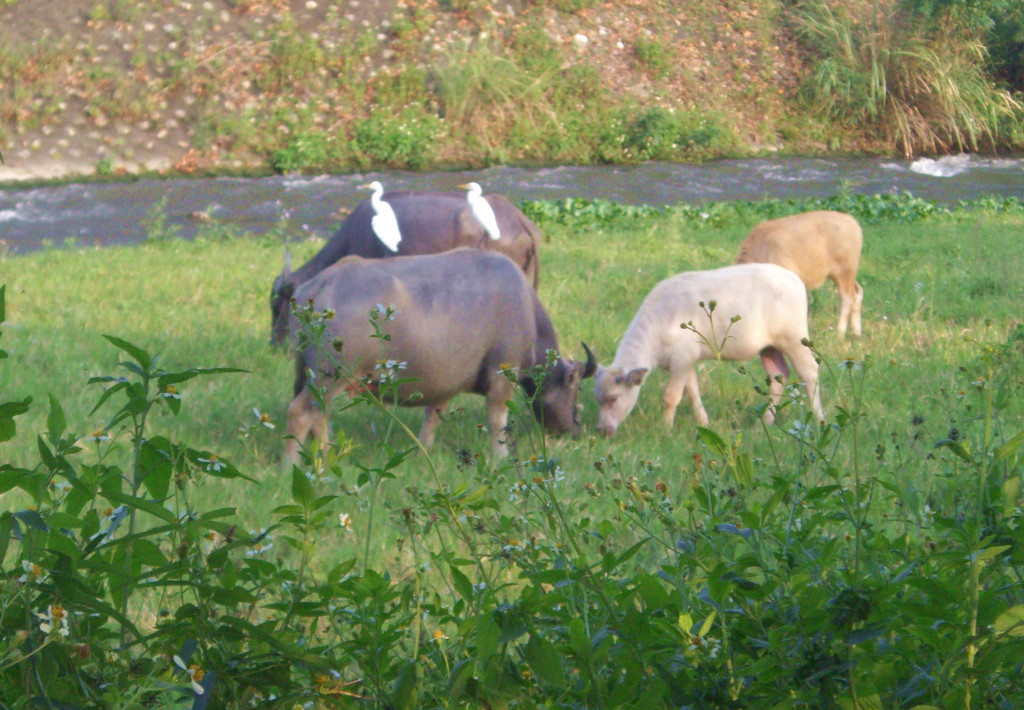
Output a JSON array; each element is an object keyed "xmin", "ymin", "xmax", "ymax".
[
  {"xmin": 3, "ymin": 198, "xmax": 1024, "ymax": 707},
  {"xmin": 2, "ymin": 202, "xmax": 1023, "ymax": 558}
]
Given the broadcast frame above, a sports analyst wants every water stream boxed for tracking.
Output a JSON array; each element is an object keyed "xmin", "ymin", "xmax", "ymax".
[{"xmin": 1, "ymin": 154, "xmax": 1022, "ymax": 255}]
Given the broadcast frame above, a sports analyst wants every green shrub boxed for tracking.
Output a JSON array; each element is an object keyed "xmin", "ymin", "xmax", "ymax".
[
  {"xmin": 634, "ymin": 37, "xmax": 672, "ymax": 79},
  {"xmin": 621, "ymin": 106, "xmax": 731, "ymax": 161},
  {"xmin": 270, "ymin": 130, "xmax": 333, "ymax": 173},
  {"xmin": 351, "ymin": 108, "xmax": 441, "ymax": 169}
]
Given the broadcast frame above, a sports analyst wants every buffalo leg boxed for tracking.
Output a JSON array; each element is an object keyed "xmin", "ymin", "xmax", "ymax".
[
  {"xmin": 485, "ymin": 380, "xmax": 515, "ymax": 458},
  {"xmin": 682, "ymin": 368, "xmax": 709, "ymax": 427},
  {"xmin": 785, "ymin": 344, "xmax": 825, "ymax": 424},
  {"xmin": 418, "ymin": 402, "xmax": 449, "ymax": 449},
  {"xmin": 284, "ymin": 388, "xmax": 327, "ymax": 467},
  {"xmin": 759, "ymin": 346, "xmax": 791, "ymax": 425},
  {"xmin": 663, "ymin": 365, "xmax": 705, "ymax": 427}
]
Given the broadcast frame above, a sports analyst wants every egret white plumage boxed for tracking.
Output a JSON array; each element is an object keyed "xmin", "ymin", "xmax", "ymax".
[
  {"xmin": 458, "ymin": 182, "xmax": 501, "ymax": 241},
  {"xmin": 359, "ymin": 181, "xmax": 401, "ymax": 252}
]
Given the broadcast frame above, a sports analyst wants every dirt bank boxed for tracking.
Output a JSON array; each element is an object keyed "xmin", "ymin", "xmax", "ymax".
[{"xmin": 1, "ymin": 0, "xmax": 814, "ymax": 185}]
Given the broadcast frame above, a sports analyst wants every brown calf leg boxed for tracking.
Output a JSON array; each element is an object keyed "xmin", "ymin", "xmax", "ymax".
[{"xmin": 834, "ymin": 273, "xmax": 863, "ymax": 337}]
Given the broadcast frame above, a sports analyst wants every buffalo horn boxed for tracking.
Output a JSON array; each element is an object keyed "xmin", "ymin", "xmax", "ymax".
[{"xmin": 580, "ymin": 341, "xmax": 598, "ymax": 379}]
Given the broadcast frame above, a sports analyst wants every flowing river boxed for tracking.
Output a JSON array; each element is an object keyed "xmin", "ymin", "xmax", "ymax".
[{"xmin": 1, "ymin": 154, "xmax": 1023, "ymax": 255}]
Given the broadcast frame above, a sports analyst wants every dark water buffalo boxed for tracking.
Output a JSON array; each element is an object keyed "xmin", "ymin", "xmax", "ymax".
[
  {"xmin": 284, "ymin": 249, "xmax": 595, "ymax": 461},
  {"xmin": 270, "ymin": 190, "xmax": 542, "ymax": 343}
]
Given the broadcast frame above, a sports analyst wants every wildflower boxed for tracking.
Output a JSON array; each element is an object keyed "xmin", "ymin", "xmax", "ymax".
[
  {"xmin": 253, "ymin": 408, "xmax": 275, "ymax": 429},
  {"xmin": 94, "ymin": 505, "xmax": 129, "ymax": 541},
  {"xmin": 508, "ymin": 480, "xmax": 530, "ymax": 502},
  {"xmin": 246, "ymin": 529, "xmax": 273, "ymax": 556},
  {"xmin": 37, "ymin": 604, "xmax": 70, "ymax": 637},
  {"xmin": 502, "ymin": 539, "xmax": 523, "ymax": 555},
  {"xmin": 173, "ymin": 654, "xmax": 205, "ymax": 695},
  {"xmin": 433, "ymin": 629, "xmax": 448, "ymax": 642},
  {"xmin": 86, "ymin": 429, "xmax": 110, "ymax": 443},
  {"xmin": 197, "ymin": 454, "xmax": 226, "ymax": 473},
  {"xmin": 339, "ymin": 513, "xmax": 352, "ymax": 532},
  {"xmin": 160, "ymin": 384, "xmax": 181, "ymax": 399},
  {"xmin": 50, "ymin": 480, "xmax": 72, "ymax": 499},
  {"xmin": 18, "ymin": 560, "xmax": 47, "ymax": 584},
  {"xmin": 372, "ymin": 303, "xmax": 398, "ymax": 321},
  {"xmin": 246, "ymin": 540, "xmax": 274, "ymax": 557},
  {"xmin": 374, "ymin": 358, "xmax": 408, "ymax": 383}
]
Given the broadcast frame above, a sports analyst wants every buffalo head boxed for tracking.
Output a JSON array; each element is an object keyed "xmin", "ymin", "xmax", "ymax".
[{"xmin": 523, "ymin": 342, "xmax": 598, "ymax": 436}]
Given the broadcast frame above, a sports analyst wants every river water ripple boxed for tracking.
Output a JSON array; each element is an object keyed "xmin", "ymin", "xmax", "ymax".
[{"xmin": 1, "ymin": 154, "xmax": 1022, "ymax": 254}]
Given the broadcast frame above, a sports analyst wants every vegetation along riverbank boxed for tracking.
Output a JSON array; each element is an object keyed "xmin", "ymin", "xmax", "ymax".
[
  {"xmin": 2, "ymin": 194, "xmax": 1024, "ymax": 706},
  {"xmin": 1, "ymin": 0, "xmax": 1024, "ymax": 182}
]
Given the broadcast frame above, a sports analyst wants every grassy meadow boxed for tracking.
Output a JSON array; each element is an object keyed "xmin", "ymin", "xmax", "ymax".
[{"xmin": 3, "ymin": 195, "xmax": 1024, "ymax": 707}]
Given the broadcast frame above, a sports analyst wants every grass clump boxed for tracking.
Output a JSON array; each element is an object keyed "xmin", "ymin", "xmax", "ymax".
[{"xmin": 791, "ymin": 0, "xmax": 1024, "ymax": 157}]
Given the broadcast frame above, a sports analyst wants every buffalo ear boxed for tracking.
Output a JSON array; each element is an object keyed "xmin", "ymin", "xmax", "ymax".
[{"xmin": 616, "ymin": 368, "xmax": 648, "ymax": 387}]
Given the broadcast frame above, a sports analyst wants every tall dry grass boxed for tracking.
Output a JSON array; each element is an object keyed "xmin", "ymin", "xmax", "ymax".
[{"xmin": 791, "ymin": 0, "xmax": 1024, "ymax": 156}]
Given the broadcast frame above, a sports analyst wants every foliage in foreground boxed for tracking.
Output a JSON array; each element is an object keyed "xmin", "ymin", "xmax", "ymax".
[{"xmin": 2, "ymin": 279, "xmax": 1024, "ymax": 709}]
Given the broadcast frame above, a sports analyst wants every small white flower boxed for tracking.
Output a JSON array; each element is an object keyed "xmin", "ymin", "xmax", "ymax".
[
  {"xmin": 339, "ymin": 513, "xmax": 352, "ymax": 532},
  {"xmin": 19, "ymin": 560, "xmax": 47, "ymax": 584},
  {"xmin": 37, "ymin": 604, "xmax": 70, "ymax": 637},
  {"xmin": 253, "ymin": 408, "xmax": 275, "ymax": 429},
  {"xmin": 197, "ymin": 455, "xmax": 226, "ymax": 473},
  {"xmin": 373, "ymin": 303, "xmax": 398, "ymax": 321},
  {"xmin": 173, "ymin": 655, "xmax": 206, "ymax": 695},
  {"xmin": 246, "ymin": 529, "xmax": 273, "ymax": 556},
  {"xmin": 246, "ymin": 542, "xmax": 274, "ymax": 557},
  {"xmin": 100, "ymin": 505, "xmax": 125, "ymax": 525},
  {"xmin": 50, "ymin": 480, "xmax": 72, "ymax": 499},
  {"xmin": 374, "ymin": 359, "xmax": 408, "ymax": 383},
  {"xmin": 85, "ymin": 429, "xmax": 110, "ymax": 443},
  {"xmin": 160, "ymin": 385, "xmax": 181, "ymax": 399}
]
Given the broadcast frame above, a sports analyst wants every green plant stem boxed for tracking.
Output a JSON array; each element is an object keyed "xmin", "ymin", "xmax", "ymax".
[{"xmin": 966, "ymin": 351, "xmax": 996, "ymax": 709}]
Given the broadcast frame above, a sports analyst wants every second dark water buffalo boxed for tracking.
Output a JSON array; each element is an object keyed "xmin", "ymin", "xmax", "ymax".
[
  {"xmin": 270, "ymin": 190, "xmax": 542, "ymax": 343},
  {"xmin": 284, "ymin": 249, "xmax": 595, "ymax": 461}
]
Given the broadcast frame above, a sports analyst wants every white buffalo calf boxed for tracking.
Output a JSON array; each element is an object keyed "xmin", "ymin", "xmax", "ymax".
[
  {"xmin": 593, "ymin": 263, "xmax": 825, "ymax": 436},
  {"xmin": 736, "ymin": 210, "xmax": 863, "ymax": 336}
]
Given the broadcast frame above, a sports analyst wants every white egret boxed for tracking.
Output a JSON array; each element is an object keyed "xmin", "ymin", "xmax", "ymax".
[
  {"xmin": 458, "ymin": 182, "xmax": 501, "ymax": 241},
  {"xmin": 359, "ymin": 181, "xmax": 401, "ymax": 252}
]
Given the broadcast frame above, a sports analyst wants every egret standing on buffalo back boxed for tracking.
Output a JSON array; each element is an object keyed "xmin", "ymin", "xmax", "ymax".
[
  {"xmin": 359, "ymin": 181, "xmax": 401, "ymax": 252},
  {"xmin": 459, "ymin": 182, "xmax": 501, "ymax": 241}
]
